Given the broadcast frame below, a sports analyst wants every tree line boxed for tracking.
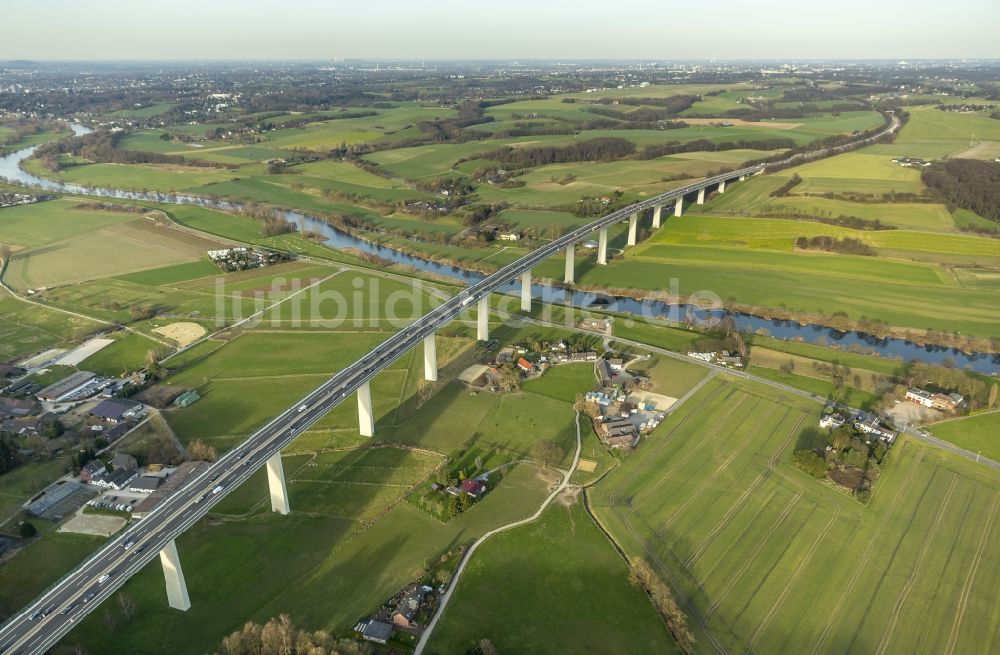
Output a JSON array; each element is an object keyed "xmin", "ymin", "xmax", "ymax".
[
  {"xmin": 0, "ymin": 119, "xmax": 64, "ymax": 147},
  {"xmin": 219, "ymin": 614, "xmax": 371, "ymax": 655},
  {"xmin": 628, "ymin": 556, "xmax": 696, "ymax": 653},
  {"xmin": 769, "ymin": 174, "xmax": 802, "ymax": 197},
  {"xmin": 794, "ymin": 235, "xmax": 877, "ymax": 256},
  {"xmin": 0, "ymin": 436, "xmax": 22, "ymax": 475},
  {"xmin": 594, "ymin": 94, "xmax": 700, "ymax": 114},
  {"xmin": 34, "ymin": 131, "xmax": 237, "ymax": 172},
  {"xmin": 922, "ymin": 159, "xmax": 1000, "ymax": 224},
  {"xmin": 484, "ymin": 137, "xmax": 636, "ymax": 168},
  {"xmin": 636, "ymin": 137, "xmax": 797, "ymax": 160}
]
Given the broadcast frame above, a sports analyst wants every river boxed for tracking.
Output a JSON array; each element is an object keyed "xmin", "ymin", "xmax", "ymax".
[{"xmin": 1, "ymin": 124, "xmax": 998, "ymax": 374}]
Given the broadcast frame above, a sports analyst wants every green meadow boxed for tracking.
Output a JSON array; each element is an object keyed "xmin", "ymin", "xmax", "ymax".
[
  {"xmin": 576, "ymin": 252, "xmax": 1000, "ymax": 339},
  {"xmin": 592, "ymin": 376, "xmax": 1000, "ymax": 655},
  {"xmin": 428, "ymin": 501, "xmax": 678, "ymax": 655},
  {"xmin": 929, "ymin": 411, "xmax": 1000, "ymax": 462}
]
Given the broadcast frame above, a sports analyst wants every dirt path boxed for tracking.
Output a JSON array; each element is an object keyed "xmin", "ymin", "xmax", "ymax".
[
  {"xmin": 527, "ymin": 316, "xmax": 1000, "ymax": 473},
  {"xmin": 414, "ymin": 409, "xmax": 582, "ymax": 655},
  {"xmin": 0, "ymin": 256, "xmax": 173, "ymax": 348},
  {"xmin": 160, "ymin": 269, "xmax": 343, "ymax": 363}
]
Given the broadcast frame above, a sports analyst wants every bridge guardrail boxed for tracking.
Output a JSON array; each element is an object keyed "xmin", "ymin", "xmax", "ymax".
[{"xmin": 0, "ymin": 107, "xmax": 903, "ymax": 650}]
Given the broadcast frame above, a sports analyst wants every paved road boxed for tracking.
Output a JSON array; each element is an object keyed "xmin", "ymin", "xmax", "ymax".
[
  {"xmin": 0, "ymin": 261, "xmax": 171, "ymax": 349},
  {"xmin": 414, "ymin": 410, "xmax": 583, "ymax": 655},
  {"xmin": 0, "ymin": 164, "xmax": 767, "ymax": 654},
  {"xmin": 532, "ymin": 316, "xmax": 1000, "ymax": 473},
  {"xmin": 0, "ymin": 113, "xmax": 904, "ymax": 654}
]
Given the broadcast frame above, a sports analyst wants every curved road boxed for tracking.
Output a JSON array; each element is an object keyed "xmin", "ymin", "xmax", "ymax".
[
  {"xmin": 414, "ymin": 410, "xmax": 582, "ymax": 655},
  {"xmin": 0, "ymin": 112, "xmax": 902, "ymax": 655}
]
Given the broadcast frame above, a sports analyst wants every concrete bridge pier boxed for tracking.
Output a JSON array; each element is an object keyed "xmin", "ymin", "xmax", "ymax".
[
  {"xmin": 718, "ymin": 179, "xmax": 727, "ymax": 193},
  {"xmin": 739, "ymin": 174, "xmax": 747, "ymax": 181},
  {"xmin": 652, "ymin": 205, "xmax": 662, "ymax": 229},
  {"xmin": 564, "ymin": 244, "xmax": 575, "ymax": 284},
  {"xmin": 477, "ymin": 296, "xmax": 490, "ymax": 341},
  {"xmin": 266, "ymin": 452, "xmax": 290, "ymax": 515},
  {"xmin": 159, "ymin": 539, "xmax": 191, "ymax": 611},
  {"xmin": 357, "ymin": 381, "xmax": 374, "ymax": 437},
  {"xmin": 423, "ymin": 333, "xmax": 437, "ymax": 382},
  {"xmin": 697, "ymin": 188, "xmax": 706, "ymax": 204},
  {"xmin": 674, "ymin": 199, "xmax": 684, "ymax": 217},
  {"xmin": 520, "ymin": 270, "xmax": 532, "ymax": 312},
  {"xmin": 627, "ymin": 213, "xmax": 638, "ymax": 246},
  {"xmin": 597, "ymin": 228, "xmax": 608, "ymax": 265}
]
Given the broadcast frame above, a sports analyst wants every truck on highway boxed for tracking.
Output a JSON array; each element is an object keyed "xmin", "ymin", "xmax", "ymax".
[{"xmin": 461, "ymin": 296, "xmax": 475, "ymax": 306}]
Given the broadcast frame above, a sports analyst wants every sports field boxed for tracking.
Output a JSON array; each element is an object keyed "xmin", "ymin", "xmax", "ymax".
[{"xmin": 592, "ymin": 376, "xmax": 1000, "ymax": 655}]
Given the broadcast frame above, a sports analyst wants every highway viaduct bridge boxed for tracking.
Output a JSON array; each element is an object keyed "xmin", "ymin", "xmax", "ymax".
[{"xmin": 0, "ymin": 112, "xmax": 900, "ymax": 655}]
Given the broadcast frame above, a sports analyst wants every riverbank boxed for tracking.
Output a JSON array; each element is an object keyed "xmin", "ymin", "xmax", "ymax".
[{"xmin": 3, "ymin": 118, "xmax": 998, "ymax": 372}]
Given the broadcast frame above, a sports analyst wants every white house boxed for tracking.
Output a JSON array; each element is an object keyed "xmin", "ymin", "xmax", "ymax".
[
  {"xmin": 819, "ymin": 413, "xmax": 846, "ymax": 430},
  {"xmin": 905, "ymin": 388, "xmax": 935, "ymax": 407}
]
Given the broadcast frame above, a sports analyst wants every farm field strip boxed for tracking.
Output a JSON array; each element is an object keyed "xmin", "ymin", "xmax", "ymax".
[
  {"xmin": 643, "ymin": 406, "xmax": 805, "ymax": 558},
  {"xmin": 810, "ymin": 446, "xmax": 928, "ymax": 653},
  {"xmin": 622, "ymin": 384, "xmax": 744, "ymax": 511},
  {"xmin": 873, "ymin": 474, "xmax": 959, "ymax": 655},
  {"xmin": 943, "ymin": 492, "xmax": 1000, "ymax": 655},
  {"xmin": 651, "ymin": 403, "xmax": 784, "ymax": 537},
  {"xmin": 682, "ymin": 411, "xmax": 806, "ymax": 569},
  {"xmin": 604, "ymin": 376, "xmax": 731, "ymax": 505},
  {"xmin": 592, "ymin": 376, "xmax": 1000, "ymax": 654},
  {"xmin": 700, "ymin": 492, "xmax": 807, "ymax": 620}
]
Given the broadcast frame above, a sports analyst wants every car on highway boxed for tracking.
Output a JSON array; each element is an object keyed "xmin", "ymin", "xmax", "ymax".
[
  {"xmin": 298, "ymin": 404, "xmax": 308, "ymax": 412},
  {"xmin": 59, "ymin": 603, "xmax": 76, "ymax": 615},
  {"xmin": 123, "ymin": 541, "xmax": 135, "ymax": 550},
  {"xmin": 212, "ymin": 485, "xmax": 224, "ymax": 494},
  {"xmin": 83, "ymin": 592, "xmax": 96, "ymax": 603},
  {"xmin": 39, "ymin": 605, "xmax": 56, "ymax": 618},
  {"xmin": 97, "ymin": 574, "xmax": 110, "ymax": 585}
]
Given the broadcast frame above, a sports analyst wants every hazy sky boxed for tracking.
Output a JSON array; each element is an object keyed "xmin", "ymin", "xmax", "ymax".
[{"xmin": 3, "ymin": 0, "xmax": 998, "ymax": 60}]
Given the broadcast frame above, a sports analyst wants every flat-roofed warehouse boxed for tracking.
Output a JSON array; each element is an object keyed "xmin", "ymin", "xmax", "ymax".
[{"xmin": 36, "ymin": 371, "xmax": 97, "ymax": 401}]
